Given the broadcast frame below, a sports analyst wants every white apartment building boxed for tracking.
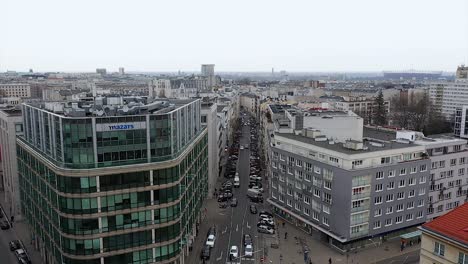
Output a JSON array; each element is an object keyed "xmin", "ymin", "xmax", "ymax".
[
  {"xmin": 333, "ymin": 97, "xmax": 390, "ymax": 121},
  {"xmin": 0, "ymin": 83, "xmax": 31, "ymax": 98},
  {"xmin": 0, "ymin": 108, "xmax": 23, "ymax": 220},
  {"xmin": 454, "ymin": 106, "xmax": 468, "ymax": 139},
  {"xmin": 414, "ymin": 135, "xmax": 468, "ymax": 221},
  {"xmin": 429, "ymin": 66, "xmax": 468, "ymax": 120}
]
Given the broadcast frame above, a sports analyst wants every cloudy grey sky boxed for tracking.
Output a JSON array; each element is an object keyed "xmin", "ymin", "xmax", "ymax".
[{"xmin": 1, "ymin": 0, "xmax": 468, "ymax": 72}]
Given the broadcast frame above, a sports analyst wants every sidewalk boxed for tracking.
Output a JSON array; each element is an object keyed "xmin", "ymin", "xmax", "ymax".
[
  {"xmin": 0, "ymin": 192, "xmax": 43, "ymax": 263},
  {"xmin": 267, "ymin": 220, "xmax": 420, "ymax": 264}
]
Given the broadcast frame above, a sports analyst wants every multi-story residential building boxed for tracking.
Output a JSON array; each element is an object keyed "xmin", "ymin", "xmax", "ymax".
[
  {"xmin": 0, "ymin": 108, "xmax": 23, "ymax": 221},
  {"xmin": 454, "ymin": 106, "xmax": 468, "ymax": 139},
  {"xmin": 17, "ymin": 97, "xmax": 208, "ymax": 264},
  {"xmin": 201, "ymin": 101, "xmax": 219, "ymax": 195},
  {"xmin": 429, "ymin": 66, "xmax": 468, "ymax": 120},
  {"xmin": 333, "ymin": 96, "xmax": 390, "ymax": 124},
  {"xmin": 0, "ymin": 83, "xmax": 31, "ymax": 98},
  {"xmin": 365, "ymin": 128, "xmax": 468, "ymax": 221},
  {"xmin": 413, "ymin": 134, "xmax": 468, "ymax": 221},
  {"xmin": 268, "ymin": 119, "xmax": 430, "ymax": 252},
  {"xmin": 419, "ymin": 203, "xmax": 468, "ymax": 264},
  {"xmin": 240, "ymin": 93, "xmax": 259, "ymax": 119}
]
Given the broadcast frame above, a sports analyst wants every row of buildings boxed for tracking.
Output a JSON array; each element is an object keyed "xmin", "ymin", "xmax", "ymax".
[{"xmin": 0, "ymin": 65, "xmax": 241, "ymax": 264}]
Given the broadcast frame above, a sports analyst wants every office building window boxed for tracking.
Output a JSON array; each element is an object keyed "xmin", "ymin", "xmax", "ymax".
[
  {"xmin": 375, "ymin": 184, "xmax": 383, "ymax": 192},
  {"xmin": 385, "ymin": 218, "xmax": 392, "ymax": 226},
  {"xmin": 395, "ymin": 216, "xmax": 403, "ymax": 224},
  {"xmin": 400, "ymin": 168, "xmax": 407, "ymax": 176},
  {"xmin": 434, "ymin": 242, "xmax": 445, "ymax": 256}
]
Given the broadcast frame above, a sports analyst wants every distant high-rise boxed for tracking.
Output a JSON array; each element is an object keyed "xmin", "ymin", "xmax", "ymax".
[
  {"xmin": 201, "ymin": 64, "xmax": 216, "ymax": 88},
  {"xmin": 456, "ymin": 65, "xmax": 468, "ymax": 80},
  {"xmin": 96, "ymin": 68, "xmax": 107, "ymax": 75},
  {"xmin": 201, "ymin": 64, "xmax": 215, "ymax": 76},
  {"xmin": 118, "ymin": 67, "xmax": 125, "ymax": 75}
]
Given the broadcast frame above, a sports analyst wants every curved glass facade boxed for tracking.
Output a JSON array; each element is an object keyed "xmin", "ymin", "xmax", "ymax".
[{"xmin": 18, "ymin": 99, "xmax": 208, "ymax": 264}]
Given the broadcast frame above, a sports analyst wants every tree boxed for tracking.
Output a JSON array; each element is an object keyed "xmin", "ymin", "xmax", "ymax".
[{"xmin": 373, "ymin": 90, "xmax": 387, "ymax": 126}]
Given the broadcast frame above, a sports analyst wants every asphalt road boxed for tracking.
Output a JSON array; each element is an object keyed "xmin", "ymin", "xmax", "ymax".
[
  {"xmin": 195, "ymin": 118, "xmax": 271, "ymax": 264},
  {"xmin": 0, "ymin": 207, "xmax": 26, "ymax": 264}
]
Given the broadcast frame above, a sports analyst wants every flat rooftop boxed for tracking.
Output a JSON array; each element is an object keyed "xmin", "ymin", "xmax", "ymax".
[
  {"xmin": 269, "ymin": 104, "xmax": 293, "ymax": 114},
  {"xmin": 276, "ymin": 133, "xmax": 417, "ymax": 155},
  {"xmin": 24, "ymin": 97, "xmax": 198, "ymax": 117}
]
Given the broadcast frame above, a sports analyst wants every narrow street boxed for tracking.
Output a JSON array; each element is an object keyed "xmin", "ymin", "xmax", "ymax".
[{"xmin": 189, "ymin": 113, "xmax": 274, "ymax": 264}]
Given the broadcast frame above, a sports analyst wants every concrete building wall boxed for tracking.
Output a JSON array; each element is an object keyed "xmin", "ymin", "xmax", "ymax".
[
  {"xmin": 0, "ymin": 83, "xmax": 31, "ymax": 98},
  {"xmin": 201, "ymin": 103, "xmax": 219, "ymax": 196},
  {"xmin": 419, "ymin": 233, "xmax": 467, "ymax": 264},
  {"xmin": 0, "ymin": 109, "xmax": 23, "ymax": 220}
]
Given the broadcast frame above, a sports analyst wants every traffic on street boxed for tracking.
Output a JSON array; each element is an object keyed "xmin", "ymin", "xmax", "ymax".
[{"xmin": 196, "ymin": 111, "xmax": 276, "ymax": 264}]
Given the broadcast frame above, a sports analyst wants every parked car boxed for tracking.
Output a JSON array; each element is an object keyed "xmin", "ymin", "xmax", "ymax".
[
  {"xmin": 14, "ymin": 249, "xmax": 31, "ymax": 264},
  {"xmin": 206, "ymin": 234, "xmax": 215, "ymax": 248},
  {"xmin": 1, "ymin": 220, "xmax": 10, "ymax": 230},
  {"xmin": 200, "ymin": 245, "xmax": 211, "ymax": 260},
  {"xmin": 217, "ymin": 194, "xmax": 228, "ymax": 202},
  {"xmin": 258, "ymin": 219, "xmax": 275, "ymax": 227},
  {"xmin": 244, "ymin": 244, "xmax": 253, "ymax": 258},
  {"xmin": 250, "ymin": 205, "xmax": 257, "ymax": 214},
  {"xmin": 229, "ymin": 246, "xmax": 239, "ymax": 260},
  {"xmin": 249, "ymin": 182, "xmax": 262, "ymax": 189},
  {"xmin": 249, "ymin": 175, "xmax": 262, "ymax": 181},
  {"xmin": 243, "ymin": 234, "xmax": 252, "ymax": 246},
  {"xmin": 249, "ymin": 196, "xmax": 264, "ymax": 203},
  {"xmin": 257, "ymin": 225, "xmax": 275, "ymax": 234},
  {"xmin": 250, "ymin": 186, "xmax": 264, "ymax": 193},
  {"xmin": 9, "ymin": 240, "xmax": 21, "ymax": 251},
  {"xmin": 259, "ymin": 211, "xmax": 273, "ymax": 218},
  {"xmin": 230, "ymin": 198, "xmax": 238, "ymax": 207}
]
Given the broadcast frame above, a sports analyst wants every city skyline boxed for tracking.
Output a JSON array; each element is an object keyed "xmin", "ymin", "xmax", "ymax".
[{"xmin": 2, "ymin": 0, "xmax": 468, "ymax": 72}]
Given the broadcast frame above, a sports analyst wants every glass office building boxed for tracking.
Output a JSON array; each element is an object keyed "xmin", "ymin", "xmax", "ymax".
[{"xmin": 17, "ymin": 98, "xmax": 208, "ymax": 264}]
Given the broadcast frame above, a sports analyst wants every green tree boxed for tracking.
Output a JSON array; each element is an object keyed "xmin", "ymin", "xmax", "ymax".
[{"xmin": 373, "ymin": 90, "xmax": 387, "ymax": 126}]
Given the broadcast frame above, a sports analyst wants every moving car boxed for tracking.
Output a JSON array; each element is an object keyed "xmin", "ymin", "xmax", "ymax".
[
  {"xmin": 206, "ymin": 234, "xmax": 215, "ymax": 248},
  {"xmin": 244, "ymin": 244, "xmax": 253, "ymax": 258},
  {"xmin": 200, "ymin": 245, "xmax": 211, "ymax": 260},
  {"xmin": 250, "ymin": 205, "xmax": 257, "ymax": 214},
  {"xmin": 240, "ymin": 146, "xmax": 244, "ymax": 150},
  {"xmin": 257, "ymin": 225, "xmax": 275, "ymax": 234},
  {"xmin": 229, "ymin": 246, "xmax": 239, "ymax": 260},
  {"xmin": 234, "ymin": 176, "xmax": 240, "ymax": 188},
  {"xmin": 9, "ymin": 240, "xmax": 21, "ymax": 251}
]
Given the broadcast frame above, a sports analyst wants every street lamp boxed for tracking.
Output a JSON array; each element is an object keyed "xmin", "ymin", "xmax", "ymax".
[{"xmin": 368, "ymin": 239, "xmax": 379, "ymax": 264}]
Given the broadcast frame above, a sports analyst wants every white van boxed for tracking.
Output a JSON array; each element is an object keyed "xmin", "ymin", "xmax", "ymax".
[{"xmin": 234, "ymin": 176, "xmax": 240, "ymax": 188}]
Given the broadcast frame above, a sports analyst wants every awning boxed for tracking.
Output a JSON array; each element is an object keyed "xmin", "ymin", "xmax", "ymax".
[{"xmin": 400, "ymin": 230, "xmax": 422, "ymax": 239}]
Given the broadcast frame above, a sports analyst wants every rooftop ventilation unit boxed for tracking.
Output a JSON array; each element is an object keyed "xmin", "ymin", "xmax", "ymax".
[{"xmin": 343, "ymin": 140, "xmax": 364, "ymax": 150}]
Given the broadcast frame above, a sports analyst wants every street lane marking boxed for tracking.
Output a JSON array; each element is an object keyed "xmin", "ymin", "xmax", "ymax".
[
  {"xmin": 216, "ymin": 251, "xmax": 223, "ymax": 261},
  {"xmin": 246, "ymin": 222, "xmax": 251, "ymax": 229},
  {"xmin": 236, "ymin": 224, "xmax": 239, "ymax": 232}
]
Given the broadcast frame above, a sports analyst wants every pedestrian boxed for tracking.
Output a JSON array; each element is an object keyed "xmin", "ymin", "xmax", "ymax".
[
  {"xmin": 400, "ymin": 243, "xmax": 404, "ymax": 252},
  {"xmin": 418, "ymin": 237, "xmax": 421, "ymax": 244},
  {"xmin": 284, "ymin": 232, "xmax": 288, "ymax": 239},
  {"xmin": 282, "ymin": 221, "xmax": 285, "ymax": 228},
  {"xmin": 329, "ymin": 257, "xmax": 332, "ymax": 264}
]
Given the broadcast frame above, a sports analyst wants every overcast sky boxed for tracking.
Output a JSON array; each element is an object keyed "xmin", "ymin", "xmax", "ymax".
[{"xmin": 1, "ymin": 0, "xmax": 468, "ymax": 72}]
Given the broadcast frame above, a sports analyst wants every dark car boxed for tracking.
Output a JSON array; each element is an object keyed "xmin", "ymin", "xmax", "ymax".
[
  {"xmin": 9, "ymin": 240, "xmax": 21, "ymax": 251},
  {"xmin": 243, "ymin": 234, "xmax": 252, "ymax": 246},
  {"xmin": 250, "ymin": 205, "xmax": 257, "ymax": 214},
  {"xmin": 249, "ymin": 182, "xmax": 262, "ymax": 189},
  {"xmin": 259, "ymin": 211, "xmax": 273, "ymax": 218},
  {"xmin": 217, "ymin": 194, "xmax": 228, "ymax": 202},
  {"xmin": 1, "ymin": 220, "xmax": 10, "ymax": 230},
  {"xmin": 230, "ymin": 198, "xmax": 238, "ymax": 207},
  {"xmin": 249, "ymin": 196, "xmax": 263, "ymax": 203},
  {"xmin": 200, "ymin": 245, "xmax": 211, "ymax": 260},
  {"xmin": 207, "ymin": 226, "xmax": 216, "ymax": 237}
]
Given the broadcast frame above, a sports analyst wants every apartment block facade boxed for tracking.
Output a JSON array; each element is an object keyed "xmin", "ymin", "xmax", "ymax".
[
  {"xmin": 0, "ymin": 83, "xmax": 31, "ymax": 98},
  {"xmin": 268, "ymin": 131, "xmax": 430, "ymax": 251},
  {"xmin": 17, "ymin": 98, "xmax": 208, "ymax": 264}
]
